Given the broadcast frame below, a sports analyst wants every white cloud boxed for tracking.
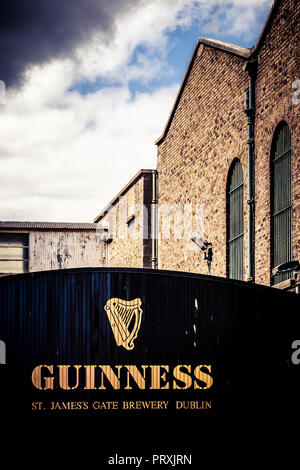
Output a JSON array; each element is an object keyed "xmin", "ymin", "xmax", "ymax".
[
  {"xmin": 199, "ymin": 0, "xmax": 273, "ymax": 39},
  {"xmin": 73, "ymin": 0, "xmax": 200, "ymax": 84},
  {"xmin": 0, "ymin": 79, "xmax": 178, "ymax": 221},
  {"xmin": 0, "ymin": 0, "xmax": 273, "ymax": 222}
]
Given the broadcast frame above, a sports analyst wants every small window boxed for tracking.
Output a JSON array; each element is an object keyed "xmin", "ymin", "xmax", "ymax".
[
  {"xmin": 227, "ymin": 160, "xmax": 244, "ymax": 280},
  {"xmin": 0, "ymin": 233, "xmax": 29, "ymax": 274},
  {"xmin": 271, "ymin": 123, "xmax": 292, "ymax": 284}
]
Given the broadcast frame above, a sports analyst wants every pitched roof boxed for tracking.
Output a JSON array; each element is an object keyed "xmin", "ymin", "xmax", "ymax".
[
  {"xmin": 155, "ymin": 37, "xmax": 251, "ymax": 146},
  {"xmin": 199, "ymin": 38, "xmax": 251, "ymax": 58},
  {"xmin": 155, "ymin": 0, "xmax": 281, "ymax": 145},
  {"xmin": 251, "ymin": 0, "xmax": 281, "ymax": 57},
  {"xmin": 94, "ymin": 169, "xmax": 153, "ymax": 223}
]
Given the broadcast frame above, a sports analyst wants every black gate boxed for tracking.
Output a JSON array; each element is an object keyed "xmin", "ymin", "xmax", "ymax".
[{"xmin": 0, "ymin": 268, "xmax": 299, "ymax": 457}]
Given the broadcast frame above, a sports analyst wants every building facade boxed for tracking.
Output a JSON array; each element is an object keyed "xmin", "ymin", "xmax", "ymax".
[
  {"xmin": 1, "ymin": 0, "xmax": 299, "ymax": 291},
  {"xmin": 154, "ymin": 0, "xmax": 299, "ymax": 287},
  {"xmin": 94, "ymin": 169, "xmax": 153, "ymax": 269},
  {"xmin": 0, "ymin": 221, "xmax": 105, "ymax": 275},
  {"xmin": 94, "ymin": 0, "xmax": 299, "ymax": 290}
]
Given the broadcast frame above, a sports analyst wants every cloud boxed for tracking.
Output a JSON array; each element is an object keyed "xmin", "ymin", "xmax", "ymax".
[
  {"xmin": 0, "ymin": 0, "xmax": 273, "ymax": 222},
  {"xmin": 0, "ymin": 0, "xmax": 143, "ymax": 87},
  {"xmin": 1, "ymin": 0, "xmax": 272, "ymax": 88},
  {"xmin": 196, "ymin": 0, "xmax": 274, "ymax": 40},
  {"xmin": 0, "ymin": 77, "xmax": 178, "ymax": 221}
]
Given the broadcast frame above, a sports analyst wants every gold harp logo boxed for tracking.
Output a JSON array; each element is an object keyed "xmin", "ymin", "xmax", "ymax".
[{"xmin": 104, "ymin": 298, "xmax": 143, "ymax": 351}]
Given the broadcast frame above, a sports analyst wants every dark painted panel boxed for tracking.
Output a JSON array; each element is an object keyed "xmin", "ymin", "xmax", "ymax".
[{"xmin": 0, "ymin": 268, "xmax": 299, "ymax": 431}]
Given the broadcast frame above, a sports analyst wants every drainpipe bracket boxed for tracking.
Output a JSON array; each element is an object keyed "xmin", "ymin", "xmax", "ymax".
[
  {"xmin": 244, "ymin": 108, "xmax": 254, "ymax": 117},
  {"xmin": 242, "ymin": 59, "xmax": 258, "ymax": 73}
]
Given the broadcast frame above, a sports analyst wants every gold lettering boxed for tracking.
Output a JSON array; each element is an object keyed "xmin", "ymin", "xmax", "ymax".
[
  {"xmin": 149, "ymin": 365, "xmax": 169, "ymax": 390},
  {"xmin": 58, "ymin": 365, "xmax": 81, "ymax": 390},
  {"xmin": 31, "ymin": 363, "xmax": 214, "ymax": 390},
  {"xmin": 194, "ymin": 365, "xmax": 213, "ymax": 389},
  {"xmin": 124, "ymin": 365, "xmax": 148, "ymax": 390},
  {"xmin": 84, "ymin": 365, "xmax": 97, "ymax": 390},
  {"xmin": 98, "ymin": 365, "xmax": 122, "ymax": 390},
  {"xmin": 173, "ymin": 365, "xmax": 193, "ymax": 390},
  {"xmin": 32, "ymin": 365, "xmax": 54, "ymax": 390}
]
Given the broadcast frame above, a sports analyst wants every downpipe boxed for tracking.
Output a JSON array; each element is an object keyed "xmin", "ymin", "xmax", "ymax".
[{"xmin": 243, "ymin": 59, "xmax": 257, "ymax": 282}]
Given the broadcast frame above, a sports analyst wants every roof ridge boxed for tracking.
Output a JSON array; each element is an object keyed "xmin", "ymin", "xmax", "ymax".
[
  {"xmin": 155, "ymin": 0, "xmax": 282, "ymax": 146},
  {"xmin": 198, "ymin": 37, "xmax": 251, "ymax": 58},
  {"xmin": 94, "ymin": 169, "xmax": 154, "ymax": 223},
  {"xmin": 0, "ymin": 221, "xmax": 98, "ymax": 229}
]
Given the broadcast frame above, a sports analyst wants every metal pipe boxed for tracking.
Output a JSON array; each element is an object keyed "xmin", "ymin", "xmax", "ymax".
[
  {"xmin": 243, "ymin": 60, "xmax": 257, "ymax": 282},
  {"xmin": 247, "ymin": 79, "xmax": 254, "ymax": 282},
  {"xmin": 151, "ymin": 170, "xmax": 158, "ymax": 269}
]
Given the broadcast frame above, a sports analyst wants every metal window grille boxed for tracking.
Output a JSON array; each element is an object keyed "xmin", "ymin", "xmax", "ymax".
[
  {"xmin": 0, "ymin": 233, "xmax": 29, "ymax": 274},
  {"xmin": 271, "ymin": 123, "xmax": 292, "ymax": 285},
  {"xmin": 227, "ymin": 160, "xmax": 244, "ymax": 280}
]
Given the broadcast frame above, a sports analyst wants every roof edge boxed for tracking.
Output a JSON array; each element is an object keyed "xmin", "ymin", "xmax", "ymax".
[
  {"xmin": 155, "ymin": 40, "xmax": 201, "ymax": 146},
  {"xmin": 0, "ymin": 221, "xmax": 99, "ymax": 230},
  {"xmin": 250, "ymin": 0, "xmax": 280, "ymax": 57},
  {"xmin": 198, "ymin": 37, "xmax": 251, "ymax": 59},
  {"xmin": 94, "ymin": 169, "xmax": 154, "ymax": 223},
  {"xmin": 155, "ymin": 0, "xmax": 281, "ymax": 146},
  {"xmin": 155, "ymin": 38, "xmax": 251, "ymax": 146}
]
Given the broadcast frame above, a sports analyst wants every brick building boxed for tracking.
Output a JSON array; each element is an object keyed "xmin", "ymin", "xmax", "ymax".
[
  {"xmin": 1, "ymin": 0, "xmax": 298, "ymax": 291},
  {"xmin": 154, "ymin": 0, "xmax": 299, "ymax": 288},
  {"xmin": 94, "ymin": 169, "xmax": 153, "ymax": 268},
  {"xmin": 95, "ymin": 0, "xmax": 299, "ymax": 290}
]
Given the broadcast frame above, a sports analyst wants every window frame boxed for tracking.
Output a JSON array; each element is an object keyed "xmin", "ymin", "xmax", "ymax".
[
  {"xmin": 270, "ymin": 122, "xmax": 292, "ymax": 285},
  {"xmin": 226, "ymin": 159, "xmax": 244, "ymax": 281},
  {"xmin": 0, "ymin": 231, "xmax": 30, "ymax": 274}
]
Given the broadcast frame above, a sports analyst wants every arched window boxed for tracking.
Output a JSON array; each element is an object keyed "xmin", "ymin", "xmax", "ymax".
[
  {"xmin": 227, "ymin": 159, "xmax": 244, "ymax": 280},
  {"xmin": 271, "ymin": 122, "xmax": 292, "ymax": 284}
]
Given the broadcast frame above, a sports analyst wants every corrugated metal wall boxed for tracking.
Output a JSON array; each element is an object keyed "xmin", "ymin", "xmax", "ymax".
[
  {"xmin": 0, "ymin": 267, "xmax": 299, "ymax": 421},
  {"xmin": 29, "ymin": 231, "xmax": 106, "ymax": 271}
]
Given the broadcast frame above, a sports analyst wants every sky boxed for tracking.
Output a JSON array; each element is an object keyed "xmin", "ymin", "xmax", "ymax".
[{"xmin": 0, "ymin": 0, "xmax": 274, "ymax": 222}]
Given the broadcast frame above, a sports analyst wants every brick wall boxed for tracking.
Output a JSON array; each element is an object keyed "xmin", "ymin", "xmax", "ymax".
[
  {"xmin": 157, "ymin": 44, "xmax": 249, "ymax": 278},
  {"xmin": 95, "ymin": 170, "xmax": 153, "ymax": 269},
  {"xmin": 156, "ymin": 0, "xmax": 299, "ymax": 286},
  {"xmin": 254, "ymin": 0, "xmax": 300, "ymax": 285}
]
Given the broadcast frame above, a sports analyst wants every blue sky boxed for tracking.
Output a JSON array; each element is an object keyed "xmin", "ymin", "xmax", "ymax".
[
  {"xmin": 72, "ymin": 2, "xmax": 272, "ymax": 99},
  {"xmin": 0, "ymin": 0, "xmax": 274, "ymax": 222}
]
